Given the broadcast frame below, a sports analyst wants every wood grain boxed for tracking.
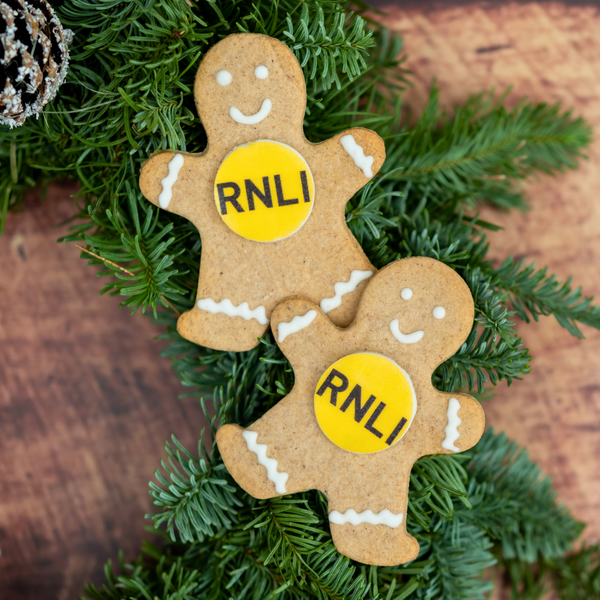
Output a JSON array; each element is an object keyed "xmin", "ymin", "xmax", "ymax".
[
  {"xmin": 1, "ymin": 2, "xmax": 600, "ymax": 598},
  {"xmin": 384, "ymin": 0, "xmax": 600, "ymax": 544},
  {"xmin": 0, "ymin": 187, "xmax": 205, "ymax": 599}
]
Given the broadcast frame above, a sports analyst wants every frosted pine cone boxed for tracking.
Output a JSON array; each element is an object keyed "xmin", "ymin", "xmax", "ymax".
[{"xmin": 0, "ymin": 0, "xmax": 72, "ymax": 128}]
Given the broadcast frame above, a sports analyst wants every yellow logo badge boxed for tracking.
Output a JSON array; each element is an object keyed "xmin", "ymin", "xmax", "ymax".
[
  {"xmin": 214, "ymin": 140, "xmax": 315, "ymax": 242},
  {"xmin": 314, "ymin": 353, "xmax": 416, "ymax": 454}
]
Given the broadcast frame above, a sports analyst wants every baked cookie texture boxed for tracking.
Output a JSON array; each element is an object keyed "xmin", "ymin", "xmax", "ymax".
[
  {"xmin": 217, "ymin": 257, "xmax": 485, "ymax": 566},
  {"xmin": 139, "ymin": 33, "xmax": 385, "ymax": 351}
]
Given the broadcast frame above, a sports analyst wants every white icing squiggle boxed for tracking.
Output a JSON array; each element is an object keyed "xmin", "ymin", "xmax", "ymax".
[
  {"xmin": 389, "ymin": 320, "xmax": 424, "ymax": 344},
  {"xmin": 230, "ymin": 99, "xmax": 272, "ymax": 125},
  {"xmin": 242, "ymin": 430, "xmax": 288, "ymax": 494},
  {"xmin": 442, "ymin": 397, "xmax": 461, "ymax": 452},
  {"xmin": 320, "ymin": 270, "xmax": 373, "ymax": 314},
  {"xmin": 278, "ymin": 310, "xmax": 317, "ymax": 343},
  {"xmin": 158, "ymin": 153, "xmax": 184, "ymax": 209},
  {"xmin": 340, "ymin": 134, "xmax": 374, "ymax": 178},
  {"xmin": 329, "ymin": 509, "xmax": 404, "ymax": 528},
  {"xmin": 197, "ymin": 298, "xmax": 268, "ymax": 325}
]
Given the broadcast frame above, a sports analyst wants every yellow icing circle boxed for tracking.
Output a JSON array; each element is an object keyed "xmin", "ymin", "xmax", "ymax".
[
  {"xmin": 314, "ymin": 353, "xmax": 416, "ymax": 454},
  {"xmin": 214, "ymin": 140, "xmax": 315, "ymax": 242}
]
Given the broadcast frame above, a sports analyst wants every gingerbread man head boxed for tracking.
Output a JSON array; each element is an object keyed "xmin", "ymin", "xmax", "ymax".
[
  {"xmin": 194, "ymin": 34, "xmax": 306, "ymax": 147},
  {"xmin": 217, "ymin": 257, "xmax": 484, "ymax": 566},
  {"xmin": 352, "ymin": 256, "xmax": 474, "ymax": 372}
]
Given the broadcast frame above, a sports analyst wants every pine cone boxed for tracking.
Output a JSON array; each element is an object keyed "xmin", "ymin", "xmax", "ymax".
[{"xmin": 0, "ymin": 0, "xmax": 72, "ymax": 128}]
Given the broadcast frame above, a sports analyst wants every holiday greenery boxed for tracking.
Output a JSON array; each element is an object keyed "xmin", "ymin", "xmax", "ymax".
[{"xmin": 2, "ymin": 0, "xmax": 600, "ymax": 598}]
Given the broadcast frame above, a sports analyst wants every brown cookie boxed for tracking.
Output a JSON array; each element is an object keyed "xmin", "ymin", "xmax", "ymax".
[
  {"xmin": 217, "ymin": 257, "xmax": 485, "ymax": 566},
  {"xmin": 139, "ymin": 33, "xmax": 385, "ymax": 351}
]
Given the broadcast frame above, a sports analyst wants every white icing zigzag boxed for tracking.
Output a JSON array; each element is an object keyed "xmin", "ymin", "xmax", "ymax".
[
  {"xmin": 389, "ymin": 320, "xmax": 424, "ymax": 344},
  {"xmin": 197, "ymin": 298, "xmax": 268, "ymax": 325},
  {"xmin": 340, "ymin": 134, "xmax": 374, "ymax": 178},
  {"xmin": 278, "ymin": 309, "xmax": 317, "ymax": 343},
  {"xmin": 242, "ymin": 430, "xmax": 288, "ymax": 494},
  {"xmin": 320, "ymin": 270, "xmax": 373, "ymax": 314},
  {"xmin": 442, "ymin": 397, "xmax": 461, "ymax": 452},
  {"xmin": 329, "ymin": 509, "xmax": 404, "ymax": 528},
  {"xmin": 158, "ymin": 153, "xmax": 184, "ymax": 209}
]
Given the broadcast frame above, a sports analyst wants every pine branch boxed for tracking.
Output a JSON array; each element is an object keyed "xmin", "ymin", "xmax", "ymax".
[
  {"xmin": 62, "ymin": 190, "xmax": 193, "ymax": 316},
  {"xmin": 245, "ymin": 497, "xmax": 325, "ymax": 588},
  {"xmin": 148, "ymin": 433, "xmax": 242, "ymax": 543},
  {"xmin": 408, "ymin": 455, "xmax": 471, "ymax": 530},
  {"xmin": 282, "ymin": 4, "xmax": 374, "ymax": 91},
  {"xmin": 493, "ymin": 256, "xmax": 600, "ymax": 338},
  {"xmin": 435, "ymin": 324, "xmax": 531, "ymax": 393},
  {"xmin": 548, "ymin": 544, "xmax": 600, "ymax": 600},
  {"xmin": 467, "ymin": 267, "xmax": 519, "ymax": 345},
  {"xmin": 385, "ymin": 86, "xmax": 592, "ymax": 212},
  {"xmin": 412, "ymin": 520, "xmax": 495, "ymax": 600},
  {"xmin": 466, "ymin": 429, "xmax": 583, "ymax": 563}
]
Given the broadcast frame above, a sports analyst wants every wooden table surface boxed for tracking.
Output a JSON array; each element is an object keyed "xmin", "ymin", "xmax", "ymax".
[{"xmin": 2, "ymin": 2, "xmax": 600, "ymax": 598}]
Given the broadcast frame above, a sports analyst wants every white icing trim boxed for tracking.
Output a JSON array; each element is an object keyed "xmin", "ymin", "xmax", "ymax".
[
  {"xmin": 230, "ymin": 98, "xmax": 272, "ymax": 125},
  {"xmin": 158, "ymin": 153, "xmax": 184, "ymax": 209},
  {"xmin": 242, "ymin": 430, "xmax": 288, "ymax": 494},
  {"xmin": 255, "ymin": 65, "xmax": 268, "ymax": 79},
  {"xmin": 340, "ymin": 134, "xmax": 374, "ymax": 178},
  {"xmin": 320, "ymin": 270, "xmax": 373, "ymax": 314},
  {"xmin": 442, "ymin": 397, "xmax": 461, "ymax": 452},
  {"xmin": 278, "ymin": 310, "xmax": 317, "ymax": 343},
  {"xmin": 433, "ymin": 306, "xmax": 446, "ymax": 319},
  {"xmin": 329, "ymin": 509, "xmax": 403, "ymax": 528},
  {"xmin": 401, "ymin": 288, "xmax": 413, "ymax": 300},
  {"xmin": 197, "ymin": 298, "xmax": 268, "ymax": 325},
  {"xmin": 216, "ymin": 70, "xmax": 232, "ymax": 86},
  {"xmin": 389, "ymin": 320, "xmax": 424, "ymax": 344}
]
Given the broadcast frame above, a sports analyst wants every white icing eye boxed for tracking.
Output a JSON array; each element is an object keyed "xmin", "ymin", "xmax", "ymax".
[
  {"xmin": 216, "ymin": 70, "xmax": 232, "ymax": 86},
  {"xmin": 254, "ymin": 65, "xmax": 269, "ymax": 79},
  {"xmin": 401, "ymin": 288, "xmax": 413, "ymax": 300},
  {"xmin": 433, "ymin": 306, "xmax": 446, "ymax": 319}
]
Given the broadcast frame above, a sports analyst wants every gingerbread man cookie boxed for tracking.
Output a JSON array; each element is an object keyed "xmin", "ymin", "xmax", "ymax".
[
  {"xmin": 139, "ymin": 33, "xmax": 384, "ymax": 351},
  {"xmin": 217, "ymin": 257, "xmax": 485, "ymax": 566}
]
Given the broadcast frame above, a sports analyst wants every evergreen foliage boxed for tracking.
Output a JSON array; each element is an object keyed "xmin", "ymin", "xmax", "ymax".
[{"xmin": 1, "ymin": 0, "xmax": 599, "ymax": 598}]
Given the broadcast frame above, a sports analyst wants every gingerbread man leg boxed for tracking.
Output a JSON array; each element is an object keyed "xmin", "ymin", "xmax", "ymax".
[
  {"xmin": 216, "ymin": 424, "xmax": 283, "ymax": 499},
  {"xmin": 217, "ymin": 389, "xmax": 322, "ymax": 499},
  {"xmin": 177, "ymin": 240, "xmax": 274, "ymax": 351},
  {"xmin": 177, "ymin": 305, "xmax": 268, "ymax": 353},
  {"xmin": 309, "ymin": 443, "xmax": 419, "ymax": 566}
]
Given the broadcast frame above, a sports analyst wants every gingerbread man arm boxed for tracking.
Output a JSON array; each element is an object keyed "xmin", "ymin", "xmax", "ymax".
[
  {"xmin": 270, "ymin": 296, "xmax": 345, "ymax": 373},
  {"xmin": 139, "ymin": 150, "xmax": 208, "ymax": 221},
  {"xmin": 426, "ymin": 392, "xmax": 485, "ymax": 456},
  {"xmin": 304, "ymin": 127, "xmax": 386, "ymax": 205}
]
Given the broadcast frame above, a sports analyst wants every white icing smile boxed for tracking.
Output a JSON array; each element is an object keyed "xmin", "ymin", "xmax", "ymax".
[
  {"xmin": 320, "ymin": 270, "xmax": 373, "ymax": 314},
  {"xmin": 329, "ymin": 509, "xmax": 403, "ymax": 528},
  {"xmin": 242, "ymin": 430, "xmax": 288, "ymax": 494},
  {"xmin": 389, "ymin": 320, "xmax": 424, "ymax": 344},
  {"xmin": 197, "ymin": 298, "xmax": 268, "ymax": 325},
  {"xmin": 442, "ymin": 397, "xmax": 461, "ymax": 452},
  {"xmin": 230, "ymin": 98, "xmax": 272, "ymax": 125},
  {"xmin": 278, "ymin": 309, "xmax": 317, "ymax": 343}
]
